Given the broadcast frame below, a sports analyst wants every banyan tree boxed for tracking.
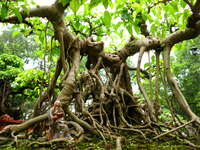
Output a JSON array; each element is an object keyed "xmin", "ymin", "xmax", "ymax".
[{"xmin": 1, "ymin": 0, "xmax": 200, "ymax": 149}]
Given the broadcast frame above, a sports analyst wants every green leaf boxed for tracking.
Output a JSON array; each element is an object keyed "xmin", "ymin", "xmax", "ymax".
[
  {"xmin": 84, "ymin": 3, "xmax": 90, "ymax": 14},
  {"xmin": 13, "ymin": 8, "xmax": 23, "ymax": 23},
  {"xmin": 60, "ymin": 0, "xmax": 70, "ymax": 6},
  {"xmin": 180, "ymin": 1, "xmax": 187, "ymax": 8},
  {"xmin": 144, "ymin": 62, "xmax": 150, "ymax": 69},
  {"xmin": 133, "ymin": 25, "xmax": 140, "ymax": 34},
  {"xmin": 119, "ymin": 30, "xmax": 123, "ymax": 38},
  {"xmin": 103, "ymin": 0, "xmax": 108, "ymax": 9},
  {"xmin": 39, "ymin": 32, "xmax": 45, "ymax": 44},
  {"xmin": 0, "ymin": 54, "xmax": 24, "ymax": 80},
  {"xmin": 151, "ymin": 55, "xmax": 155, "ymax": 64},
  {"xmin": 171, "ymin": 1, "xmax": 178, "ymax": 12},
  {"xmin": 103, "ymin": 11, "xmax": 111, "ymax": 28},
  {"xmin": 131, "ymin": 3, "xmax": 143, "ymax": 13},
  {"xmin": 12, "ymin": 30, "xmax": 21, "ymax": 38},
  {"xmin": 21, "ymin": 5, "xmax": 30, "ymax": 15},
  {"xmin": 89, "ymin": 0, "xmax": 101, "ymax": 9},
  {"xmin": 126, "ymin": 24, "xmax": 133, "ymax": 34},
  {"xmin": 1, "ymin": 4, "xmax": 8, "ymax": 19},
  {"xmin": 70, "ymin": 0, "xmax": 81, "ymax": 14}
]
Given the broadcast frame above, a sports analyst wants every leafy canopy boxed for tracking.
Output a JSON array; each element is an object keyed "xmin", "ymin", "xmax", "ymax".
[{"xmin": 0, "ymin": 53, "xmax": 24, "ymax": 80}]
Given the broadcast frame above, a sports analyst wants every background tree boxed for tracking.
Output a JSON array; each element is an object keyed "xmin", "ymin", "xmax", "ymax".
[
  {"xmin": 173, "ymin": 37, "xmax": 200, "ymax": 116},
  {"xmin": 0, "ymin": 29, "xmax": 38, "ymax": 63},
  {"xmin": 0, "ymin": 54, "xmax": 51, "ymax": 119},
  {"xmin": 0, "ymin": 54, "xmax": 24, "ymax": 118}
]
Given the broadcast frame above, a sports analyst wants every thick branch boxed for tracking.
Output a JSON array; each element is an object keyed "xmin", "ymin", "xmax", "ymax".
[
  {"xmin": 164, "ymin": 21, "xmax": 200, "ymax": 46},
  {"xmin": 1, "ymin": 6, "xmax": 51, "ymax": 24},
  {"xmin": 57, "ymin": 39, "xmax": 81, "ymax": 111},
  {"xmin": 116, "ymin": 21, "xmax": 200, "ymax": 60},
  {"xmin": 116, "ymin": 38, "xmax": 160, "ymax": 60}
]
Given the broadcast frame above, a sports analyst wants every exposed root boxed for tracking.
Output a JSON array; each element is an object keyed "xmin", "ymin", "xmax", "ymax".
[
  {"xmin": 153, "ymin": 119, "xmax": 195, "ymax": 139},
  {"xmin": 0, "ymin": 113, "xmax": 48, "ymax": 136},
  {"xmin": 116, "ymin": 137, "xmax": 122, "ymax": 150}
]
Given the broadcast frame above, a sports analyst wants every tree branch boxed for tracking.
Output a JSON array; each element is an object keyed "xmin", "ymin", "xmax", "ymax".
[{"xmin": 164, "ymin": 21, "xmax": 200, "ymax": 46}]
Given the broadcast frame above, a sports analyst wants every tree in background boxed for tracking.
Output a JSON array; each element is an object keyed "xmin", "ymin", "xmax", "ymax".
[
  {"xmin": 0, "ymin": 28, "xmax": 55, "ymax": 119},
  {"xmin": 0, "ymin": 54, "xmax": 24, "ymax": 118},
  {"xmin": 0, "ymin": 54, "xmax": 50, "ymax": 119},
  {"xmin": 0, "ymin": 29, "xmax": 38, "ymax": 63},
  {"xmin": 173, "ymin": 38, "xmax": 200, "ymax": 116}
]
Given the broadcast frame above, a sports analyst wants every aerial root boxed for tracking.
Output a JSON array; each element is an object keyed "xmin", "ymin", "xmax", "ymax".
[{"xmin": 153, "ymin": 119, "xmax": 195, "ymax": 140}]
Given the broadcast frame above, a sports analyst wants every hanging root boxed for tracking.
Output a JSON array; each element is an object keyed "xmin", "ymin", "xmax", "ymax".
[
  {"xmin": 136, "ymin": 46, "xmax": 156, "ymax": 122},
  {"xmin": 153, "ymin": 119, "xmax": 195, "ymax": 139},
  {"xmin": 116, "ymin": 137, "xmax": 122, "ymax": 150}
]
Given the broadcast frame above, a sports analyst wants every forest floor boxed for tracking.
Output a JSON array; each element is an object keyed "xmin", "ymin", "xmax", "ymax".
[{"xmin": 0, "ymin": 134, "xmax": 199, "ymax": 150}]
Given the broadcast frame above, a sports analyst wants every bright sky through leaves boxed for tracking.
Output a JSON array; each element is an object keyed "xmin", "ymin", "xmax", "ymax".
[{"xmin": 34, "ymin": 0, "xmax": 55, "ymax": 6}]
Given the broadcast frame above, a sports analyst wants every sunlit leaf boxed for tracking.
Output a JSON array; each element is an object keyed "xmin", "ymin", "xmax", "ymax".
[
  {"xmin": 21, "ymin": 5, "xmax": 30, "ymax": 15},
  {"xmin": 12, "ymin": 30, "xmax": 21, "ymax": 38},
  {"xmin": 103, "ymin": 10, "xmax": 111, "ymax": 28},
  {"xmin": 103, "ymin": 0, "xmax": 108, "ymax": 9},
  {"xmin": 39, "ymin": 32, "xmax": 45, "ymax": 44},
  {"xmin": 13, "ymin": 8, "xmax": 23, "ymax": 23},
  {"xmin": 1, "ymin": 4, "xmax": 8, "ymax": 19},
  {"xmin": 133, "ymin": 25, "xmax": 140, "ymax": 34},
  {"xmin": 127, "ymin": 24, "xmax": 133, "ymax": 34},
  {"xmin": 70, "ymin": 0, "xmax": 81, "ymax": 14},
  {"xmin": 89, "ymin": 0, "xmax": 101, "ymax": 9}
]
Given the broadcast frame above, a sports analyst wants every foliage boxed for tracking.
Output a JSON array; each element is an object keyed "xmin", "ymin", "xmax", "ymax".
[
  {"xmin": 0, "ymin": 0, "xmax": 29, "ymax": 21},
  {"xmin": 0, "ymin": 53, "xmax": 49, "ymax": 118},
  {"xmin": 13, "ymin": 69, "xmax": 46, "ymax": 102},
  {"xmin": 0, "ymin": 0, "xmax": 194, "ymax": 43},
  {"xmin": 0, "ymin": 53, "xmax": 24, "ymax": 80},
  {"xmin": 14, "ymin": 69, "xmax": 45, "ymax": 88},
  {"xmin": 62, "ymin": 0, "xmax": 192, "ymax": 38}
]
